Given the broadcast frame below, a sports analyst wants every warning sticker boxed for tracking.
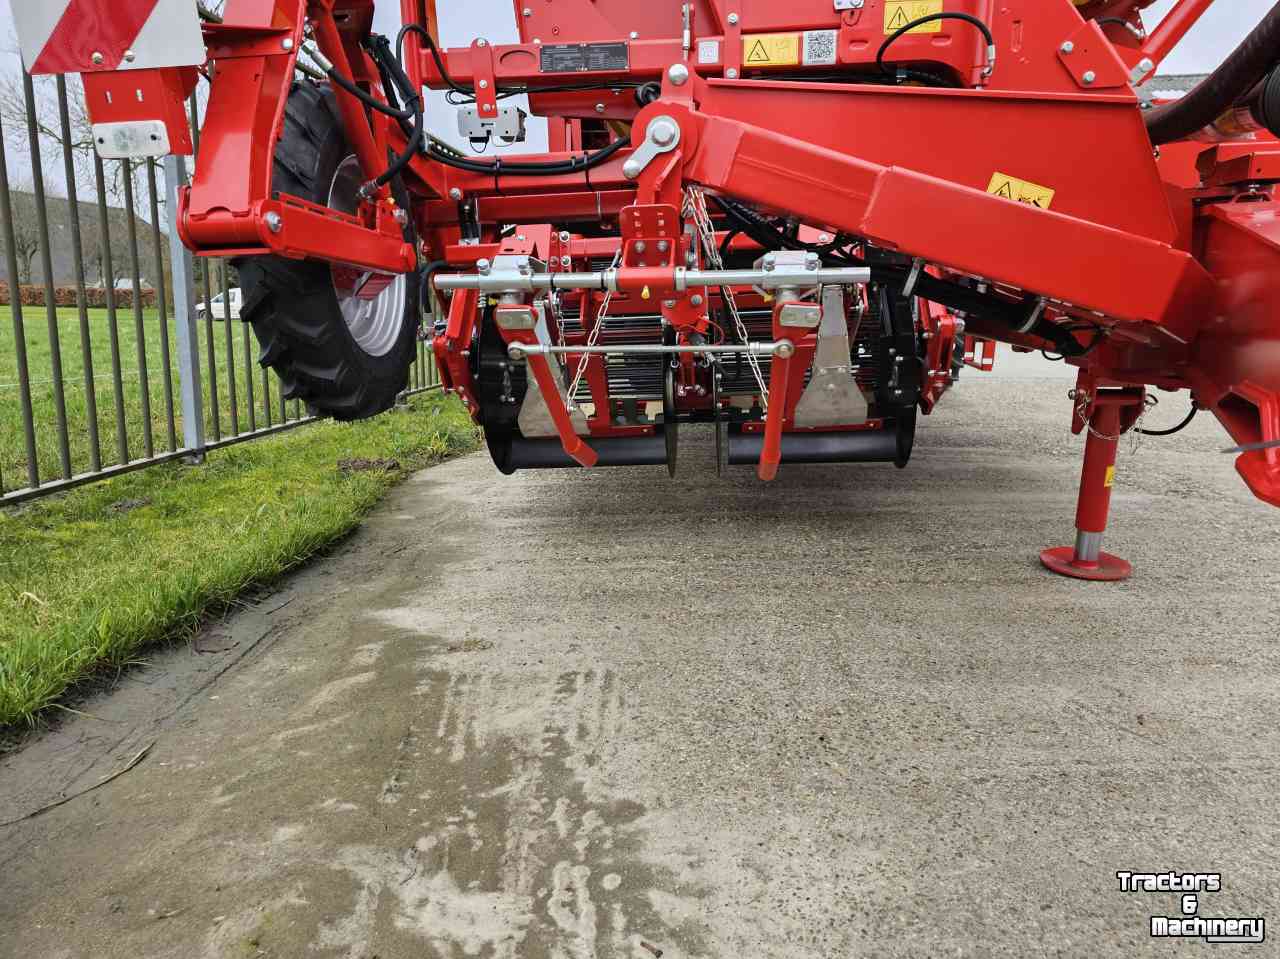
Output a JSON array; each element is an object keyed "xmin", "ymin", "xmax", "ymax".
[
  {"xmin": 742, "ymin": 33, "xmax": 800, "ymax": 67},
  {"xmin": 986, "ymin": 172, "xmax": 1056, "ymax": 210},
  {"xmin": 884, "ymin": 1, "xmax": 945, "ymax": 35},
  {"xmin": 1105, "ymin": 466, "xmax": 1116, "ymax": 488}
]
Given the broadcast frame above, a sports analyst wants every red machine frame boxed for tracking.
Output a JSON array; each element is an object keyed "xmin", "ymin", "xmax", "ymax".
[{"xmin": 31, "ymin": 0, "xmax": 1280, "ymax": 580}]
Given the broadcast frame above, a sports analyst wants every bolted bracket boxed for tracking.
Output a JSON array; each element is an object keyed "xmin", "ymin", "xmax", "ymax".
[{"xmin": 623, "ymin": 115, "xmax": 682, "ymax": 180}]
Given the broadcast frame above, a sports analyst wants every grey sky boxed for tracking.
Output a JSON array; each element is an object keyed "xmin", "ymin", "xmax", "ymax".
[{"xmin": 0, "ymin": 0, "xmax": 1272, "ymax": 196}]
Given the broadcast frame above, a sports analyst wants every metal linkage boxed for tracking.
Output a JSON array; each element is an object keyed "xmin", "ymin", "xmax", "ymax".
[
  {"xmin": 434, "ymin": 263, "xmax": 871, "ymax": 294},
  {"xmin": 508, "ymin": 341, "xmax": 795, "ymax": 360},
  {"xmin": 684, "ymin": 186, "xmax": 770, "ymax": 406}
]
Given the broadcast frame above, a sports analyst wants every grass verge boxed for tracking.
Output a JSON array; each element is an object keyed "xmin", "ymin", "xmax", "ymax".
[{"xmin": 0, "ymin": 392, "xmax": 479, "ymax": 728}]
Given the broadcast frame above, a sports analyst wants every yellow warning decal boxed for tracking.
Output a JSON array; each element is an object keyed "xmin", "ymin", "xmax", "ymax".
[
  {"xmin": 986, "ymin": 172, "xmax": 1056, "ymax": 210},
  {"xmin": 742, "ymin": 33, "xmax": 800, "ymax": 67},
  {"xmin": 884, "ymin": 1, "xmax": 945, "ymax": 35},
  {"xmin": 1105, "ymin": 466, "xmax": 1116, "ymax": 488}
]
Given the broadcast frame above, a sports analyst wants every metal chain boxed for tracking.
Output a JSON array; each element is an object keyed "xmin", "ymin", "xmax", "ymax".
[
  {"xmin": 1070, "ymin": 388, "xmax": 1152, "ymax": 454},
  {"xmin": 684, "ymin": 187, "xmax": 769, "ymax": 409},
  {"xmin": 566, "ymin": 251, "xmax": 621, "ymax": 411}
]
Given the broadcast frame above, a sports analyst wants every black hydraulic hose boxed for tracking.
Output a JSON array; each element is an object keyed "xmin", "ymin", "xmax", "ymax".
[
  {"xmin": 326, "ymin": 64, "xmax": 415, "ymax": 120},
  {"xmin": 425, "ymin": 135, "xmax": 629, "ymax": 176},
  {"xmin": 1146, "ymin": 1, "xmax": 1280, "ymax": 145},
  {"xmin": 367, "ymin": 34, "xmax": 426, "ymax": 188},
  {"xmin": 421, "ymin": 258, "xmax": 448, "ymax": 308},
  {"xmin": 877, "ymin": 12, "xmax": 996, "ymax": 86},
  {"xmin": 1136, "ymin": 402, "xmax": 1199, "ymax": 436}
]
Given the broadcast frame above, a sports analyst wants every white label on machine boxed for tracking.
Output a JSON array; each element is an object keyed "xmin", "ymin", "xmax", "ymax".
[
  {"xmin": 92, "ymin": 120, "xmax": 171, "ymax": 160},
  {"xmin": 803, "ymin": 30, "xmax": 838, "ymax": 66},
  {"xmin": 12, "ymin": 0, "xmax": 205, "ymax": 75},
  {"xmin": 698, "ymin": 39, "xmax": 721, "ymax": 65}
]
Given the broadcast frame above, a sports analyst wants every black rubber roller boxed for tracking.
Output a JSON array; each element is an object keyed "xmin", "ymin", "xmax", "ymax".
[{"xmin": 727, "ymin": 427, "xmax": 900, "ymax": 465}]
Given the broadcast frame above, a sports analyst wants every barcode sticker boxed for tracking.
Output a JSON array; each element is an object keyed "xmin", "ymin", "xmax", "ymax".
[{"xmin": 803, "ymin": 30, "xmax": 838, "ymax": 66}]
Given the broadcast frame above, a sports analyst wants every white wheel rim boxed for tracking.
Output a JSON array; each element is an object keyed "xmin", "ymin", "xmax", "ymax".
[{"xmin": 326, "ymin": 156, "xmax": 408, "ymax": 358}]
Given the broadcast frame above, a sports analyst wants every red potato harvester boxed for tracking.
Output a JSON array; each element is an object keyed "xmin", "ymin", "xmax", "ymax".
[{"xmin": 15, "ymin": 0, "xmax": 1280, "ymax": 580}]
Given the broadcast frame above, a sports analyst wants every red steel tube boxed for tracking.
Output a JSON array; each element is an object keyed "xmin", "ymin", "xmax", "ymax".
[
  {"xmin": 1143, "ymin": 0, "xmax": 1216, "ymax": 67},
  {"xmin": 525, "ymin": 355, "xmax": 599, "ymax": 468},
  {"xmin": 310, "ymin": 9, "xmax": 389, "ymax": 196},
  {"xmin": 757, "ymin": 355, "xmax": 793, "ymax": 481},
  {"xmin": 1075, "ymin": 403, "xmax": 1123, "ymax": 537}
]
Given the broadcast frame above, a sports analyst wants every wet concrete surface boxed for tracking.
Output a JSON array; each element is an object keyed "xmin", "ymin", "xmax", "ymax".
[{"xmin": 1, "ymin": 372, "xmax": 1278, "ymax": 958}]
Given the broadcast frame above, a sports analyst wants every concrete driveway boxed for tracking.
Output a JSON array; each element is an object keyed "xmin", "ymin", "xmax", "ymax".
[{"xmin": 2, "ymin": 368, "xmax": 1277, "ymax": 958}]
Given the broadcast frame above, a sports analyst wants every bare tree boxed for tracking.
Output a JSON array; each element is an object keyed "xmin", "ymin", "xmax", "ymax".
[
  {"xmin": 5, "ymin": 181, "xmax": 42, "ymax": 285},
  {"xmin": 80, "ymin": 209, "xmax": 136, "ymax": 289}
]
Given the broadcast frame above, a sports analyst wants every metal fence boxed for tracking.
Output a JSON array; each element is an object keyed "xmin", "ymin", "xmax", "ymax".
[{"xmin": 0, "ymin": 72, "xmax": 439, "ymax": 506}]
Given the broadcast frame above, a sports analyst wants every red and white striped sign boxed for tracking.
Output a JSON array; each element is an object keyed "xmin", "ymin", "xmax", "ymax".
[{"xmin": 13, "ymin": 0, "xmax": 205, "ymax": 76}]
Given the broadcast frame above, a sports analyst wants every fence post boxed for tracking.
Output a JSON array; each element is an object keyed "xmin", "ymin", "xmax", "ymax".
[{"xmin": 165, "ymin": 155, "xmax": 206, "ymax": 463}]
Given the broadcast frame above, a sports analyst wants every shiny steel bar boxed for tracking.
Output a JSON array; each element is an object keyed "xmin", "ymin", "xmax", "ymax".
[
  {"xmin": 508, "ymin": 340, "xmax": 795, "ymax": 360},
  {"xmin": 435, "ymin": 265, "xmax": 871, "ymax": 293}
]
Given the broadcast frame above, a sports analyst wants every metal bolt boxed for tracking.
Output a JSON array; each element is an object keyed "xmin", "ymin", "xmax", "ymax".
[
  {"xmin": 449, "ymin": 188, "xmax": 463, "ymax": 200},
  {"xmin": 817, "ymin": 233, "xmax": 831, "ymax": 244},
  {"xmin": 630, "ymin": 31, "xmax": 640, "ymax": 40},
  {"xmin": 522, "ymin": 7, "xmax": 532, "ymax": 15},
  {"xmin": 560, "ymin": 256, "xmax": 572, "ymax": 268},
  {"xmin": 264, "ymin": 212, "xmax": 283, "ymax": 233},
  {"xmin": 649, "ymin": 118, "xmax": 679, "ymax": 147},
  {"xmin": 1082, "ymin": 70, "xmax": 1096, "ymax": 84},
  {"xmin": 559, "ymin": 231, "xmax": 571, "ymax": 242},
  {"xmin": 282, "ymin": 37, "xmax": 295, "ymax": 51},
  {"xmin": 657, "ymin": 240, "xmax": 670, "ymax": 253},
  {"xmin": 691, "ymin": 294, "xmax": 704, "ymax": 306},
  {"xmin": 595, "ymin": 103, "xmax": 605, "ymax": 113},
  {"xmin": 123, "ymin": 50, "xmax": 136, "ymax": 63},
  {"xmin": 664, "ymin": 299, "xmax": 678, "ymax": 309},
  {"xmin": 91, "ymin": 51, "xmax": 105, "ymax": 65},
  {"xmin": 477, "ymin": 38, "xmax": 488, "ymax": 47},
  {"xmin": 477, "ymin": 258, "xmax": 492, "ymax": 274},
  {"xmin": 634, "ymin": 241, "xmax": 647, "ymax": 253},
  {"xmin": 727, "ymin": 12, "xmax": 739, "ymax": 25},
  {"xmin": 479, "ymin": 79, "xmax": 489, "ymax": 89},
  {"xmin": 394, "ymin": 208, "xmax": 409, "ymax": 226},
  {"xmin": 1060, "ymin": 41, "xmax": 1074, "ymax": 54},
  {"xmin": 726, "ymin": 68, "xmax": 738, "ymax": 79},
  {"xmin": 667, "ymin": 63, "xmax": 690, "ymax": 86}
]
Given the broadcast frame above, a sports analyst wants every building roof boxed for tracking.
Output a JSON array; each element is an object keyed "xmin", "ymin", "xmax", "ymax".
[{"xmin": 1142, "ymin": 73, "xmax": 1209, "ymax": 105}]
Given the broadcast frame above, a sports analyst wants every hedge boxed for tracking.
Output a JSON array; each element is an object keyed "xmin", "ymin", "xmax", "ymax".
[{"xmin": 0, "ymin": 281, "xmax": 158, "ymax": 309}]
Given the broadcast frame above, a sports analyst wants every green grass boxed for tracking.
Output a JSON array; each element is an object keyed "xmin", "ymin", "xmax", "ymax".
[
  {"xmin": 0, "ymin": 391, "xmax": 480, "ymax": 728},
  {"xmin": 1, "ymin": 303, "xmax": 439, "ymax": 494}
]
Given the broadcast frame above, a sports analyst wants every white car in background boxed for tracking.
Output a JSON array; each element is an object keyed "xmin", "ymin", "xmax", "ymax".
[{"xmin": 197, "ymin": 288, "xmax": 243, "ymax": 322}]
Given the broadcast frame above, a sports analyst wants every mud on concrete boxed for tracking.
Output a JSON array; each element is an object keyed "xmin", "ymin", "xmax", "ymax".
[{"xmin": 1, "ymin": 374, "xmax": 1278, "ymax": 958}]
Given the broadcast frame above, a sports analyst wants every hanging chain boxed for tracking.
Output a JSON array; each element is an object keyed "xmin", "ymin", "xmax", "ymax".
[
  {"xmin": 1070, "ymin": 388, "xmax": 1153, "ymax": 454},
  {"xmin": 684, "ymin": 187, "xmax": 770, "ymax": 409},
  {"xmin": 566, "ymin": 250, "xmax": 621, "ymax": 411}
]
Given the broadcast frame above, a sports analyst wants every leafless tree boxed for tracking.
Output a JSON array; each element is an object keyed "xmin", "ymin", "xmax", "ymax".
[
  {"xmin": 5, "ymin": 180, "xmax": 42, "ymax": 285},
  {"xmin": 79, "ymin": 209, "xmax": 139, "ymax": 290}
]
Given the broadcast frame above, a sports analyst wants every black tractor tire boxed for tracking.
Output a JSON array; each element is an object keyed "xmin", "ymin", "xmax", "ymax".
[{"xmin": 234, "ymin": 81, "xmax": 419, "ymax": 421}]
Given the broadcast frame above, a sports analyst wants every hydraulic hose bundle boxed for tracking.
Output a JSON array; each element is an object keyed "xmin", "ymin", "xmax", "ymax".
[
  {"xmin": 315, "ymin": 24, "xmax": 631, "ymax": 193},
  {"xmin": 1145, "ymin": 0, "xmax": 1280, "ymax": 145}
]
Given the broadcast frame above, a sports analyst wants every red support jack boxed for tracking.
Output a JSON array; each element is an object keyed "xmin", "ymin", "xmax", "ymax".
[{"xmin": 1040, "ymin": 389, "xmax": 1145, "ymax": 582}]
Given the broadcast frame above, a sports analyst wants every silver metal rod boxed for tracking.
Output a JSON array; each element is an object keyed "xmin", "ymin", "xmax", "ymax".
[
  {"xmin": 435, "ymin": 266, "xmax": 870, "ymax": 294},
  {"xmin": 508, "ymin": 340, "xmax": 794, "ymax": 360},
  {"xmin": 165, "ymin": 154, "xmax": 206, "ymax": 462}
]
